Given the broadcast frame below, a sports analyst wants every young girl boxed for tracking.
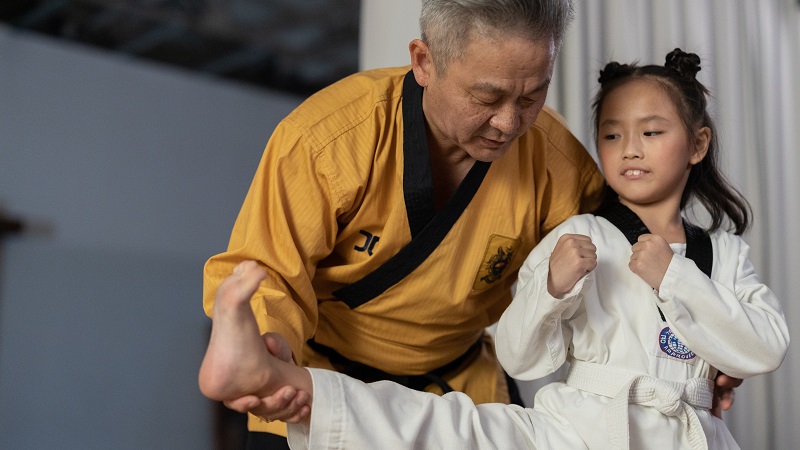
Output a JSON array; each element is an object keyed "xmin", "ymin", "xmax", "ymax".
[{"xmin": 199, "ymin": 49, "xmax": 789, "ymax": 449}]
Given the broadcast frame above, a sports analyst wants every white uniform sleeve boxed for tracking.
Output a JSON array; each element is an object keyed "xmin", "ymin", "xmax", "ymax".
[
  {"xmin": 656, "ymin": 232, "xmax": 790, "ymax": 379},
  {"xmin": 494, "ymin": 223, "xmax": 590, "ymax": 381},
  {"xmin": 287, "ymin": 368, "xmax": 541, "ymax": 450}
]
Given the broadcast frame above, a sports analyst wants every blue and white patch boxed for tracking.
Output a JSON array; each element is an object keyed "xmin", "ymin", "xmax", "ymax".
[{"xmin": 658, "ymin": 327, "xmax": 696, "ymax": 360}]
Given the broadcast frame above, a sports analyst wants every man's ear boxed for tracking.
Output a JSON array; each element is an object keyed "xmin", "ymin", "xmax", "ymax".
[
  {"xmin": 690, "ymin": 126, "xmax": 711, "ymax": 165},
  {"xmin": 409, "ymin": 39, "xmax": 433, "ymax": 87}
]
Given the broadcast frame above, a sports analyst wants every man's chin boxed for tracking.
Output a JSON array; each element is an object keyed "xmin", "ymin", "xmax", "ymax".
[{"xmin": 468, "ymin": 145, "xmax": 512, "ymax": 162}]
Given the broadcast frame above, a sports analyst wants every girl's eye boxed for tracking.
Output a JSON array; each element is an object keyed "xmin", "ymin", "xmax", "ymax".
[
  {"xmin": 603, "ymin": 134, "xmax": 620, "ymax": 140},
  {"xmin": 643, "ymin": 131, "xmax": 663, "ymax": 137}
]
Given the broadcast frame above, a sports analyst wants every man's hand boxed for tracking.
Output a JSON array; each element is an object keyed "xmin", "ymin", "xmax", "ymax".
[
  {"xmin": 712, "ymin": 372, "xmax": 743, "ymax": 418},
  {"xmin": 222, "ymin": 332, "xmax": 312, "ymax": 424}
]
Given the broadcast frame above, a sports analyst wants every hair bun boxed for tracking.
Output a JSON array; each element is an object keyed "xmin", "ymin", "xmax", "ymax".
[
  {"xmin": 598, "ymin": 61, "xmax": 631, "ymax": 85},
  {"xmin": 665, "ymin": 48, "xmax": 701, "ymax": 79}
]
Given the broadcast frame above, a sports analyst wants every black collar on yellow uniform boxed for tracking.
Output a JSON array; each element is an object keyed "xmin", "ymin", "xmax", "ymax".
[{"xmin": 332, "ymin": 70, "xmax": 492, "ymax": 308}]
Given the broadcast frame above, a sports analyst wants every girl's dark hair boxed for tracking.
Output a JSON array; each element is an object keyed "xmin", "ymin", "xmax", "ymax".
[{"xmin": 592, "ymin": 48, "xmax": 752, "ymax": 235}]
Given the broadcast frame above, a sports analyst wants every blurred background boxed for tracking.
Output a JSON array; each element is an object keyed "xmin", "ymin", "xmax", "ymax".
[{"xmin": 0, "ymin": 0, "xmax": 797, "ymax": 448}]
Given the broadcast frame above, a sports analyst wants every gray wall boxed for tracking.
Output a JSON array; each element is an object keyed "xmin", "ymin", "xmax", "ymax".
[{"xmin": 0, "ymin": 25, "xmax": 302, "ymax": 449}]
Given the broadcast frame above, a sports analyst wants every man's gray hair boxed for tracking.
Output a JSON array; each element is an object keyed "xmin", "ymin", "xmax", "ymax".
[{"xmin": 419, "ymin": 0, "xmax": 575, "ymax": 74}]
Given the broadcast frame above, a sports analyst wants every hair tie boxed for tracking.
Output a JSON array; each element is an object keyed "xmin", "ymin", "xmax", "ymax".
[
  {"xmin": 598, "ymin": 62, "xmax": 630, "ymax": 85},
  {"xmin": 665, "ymin": 48, "xmax": 701, "ymax": 80}
]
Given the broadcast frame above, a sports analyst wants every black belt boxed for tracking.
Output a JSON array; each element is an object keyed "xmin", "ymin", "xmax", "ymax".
[{"xmin": 306, "ymin": 337, "xmax": 484, "ymax": 393}]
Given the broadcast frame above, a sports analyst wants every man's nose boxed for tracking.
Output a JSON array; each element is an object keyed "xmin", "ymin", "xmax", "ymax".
[{"xmin": 489, "ymin": 103, "xmax": 520, "ymax": 135}]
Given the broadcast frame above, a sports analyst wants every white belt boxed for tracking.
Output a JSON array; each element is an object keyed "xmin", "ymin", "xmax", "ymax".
[{"xmin": 565, "ymin": 359, "xmax": 714, "ymax": 450}]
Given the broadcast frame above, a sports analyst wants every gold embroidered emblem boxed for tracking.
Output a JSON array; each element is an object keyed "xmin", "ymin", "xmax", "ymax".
[{"xmin": 473, "ymin": 234, "xmax": 519, "ymax": 291}]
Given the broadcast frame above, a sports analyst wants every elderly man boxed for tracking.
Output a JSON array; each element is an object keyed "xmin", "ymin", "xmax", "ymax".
[{"xmin": 201, "ymin": 1, "xmax": 737, "ymax": 448}]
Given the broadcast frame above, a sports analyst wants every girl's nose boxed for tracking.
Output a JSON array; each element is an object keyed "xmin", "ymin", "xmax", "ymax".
[{"xmin": 622, "ymin": 137, "xmax": 643, "ymax": 159}]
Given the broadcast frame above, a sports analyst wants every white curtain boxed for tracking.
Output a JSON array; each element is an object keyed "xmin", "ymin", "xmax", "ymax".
[
  {"xmin": 550, "ymin": 2, "xmax": 800, "ymax": 447},
  {"xmin": 361, "ymin": 1, "xmax": 800, "ymax": 448}
]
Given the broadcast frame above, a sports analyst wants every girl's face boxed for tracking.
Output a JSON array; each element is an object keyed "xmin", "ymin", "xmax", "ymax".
[{"xmin": 596, "ymin": 79, "xmax": 709, "ymax": 212}]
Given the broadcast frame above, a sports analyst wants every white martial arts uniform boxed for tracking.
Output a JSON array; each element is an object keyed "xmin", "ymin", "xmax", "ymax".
[{"xmin": 287, "ymin": 213, "xmax": 790, "ymax": 450}]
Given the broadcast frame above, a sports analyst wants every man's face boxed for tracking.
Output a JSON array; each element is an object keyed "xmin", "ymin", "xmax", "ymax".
[{"xmin": 413, "ymin": 33, "xmax": 556, "ymax": 162}]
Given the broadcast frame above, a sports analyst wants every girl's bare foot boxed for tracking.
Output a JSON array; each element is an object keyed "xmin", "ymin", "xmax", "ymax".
[{"xmin": 199, "ymin": 261, "xmax": 275, "ymax": 401}]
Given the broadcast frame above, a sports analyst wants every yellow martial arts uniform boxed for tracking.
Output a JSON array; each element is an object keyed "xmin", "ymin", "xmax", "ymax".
[{"xmin": 203, "ymin": 67, "xmax": 605, "ymax": 435}]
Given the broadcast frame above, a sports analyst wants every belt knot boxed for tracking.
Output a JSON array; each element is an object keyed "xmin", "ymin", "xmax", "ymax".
[{"xmin": 565, "ymin": 359, "xmax": 713, "ymax": 450}]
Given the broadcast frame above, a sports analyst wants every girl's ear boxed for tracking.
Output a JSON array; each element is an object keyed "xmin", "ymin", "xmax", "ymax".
[{"xmin": 690, "ymin": 126, "xmax": 711, "ymax": 165}]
